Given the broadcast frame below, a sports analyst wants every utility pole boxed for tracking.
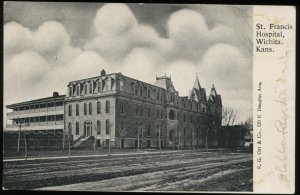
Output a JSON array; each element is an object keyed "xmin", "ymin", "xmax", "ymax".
[
  {"xmin": 159, "ymin": 124, "xmax": 161, "ymax": 154},
  {"xmin": 68, "ymin": 125, "xmax": 71, "ymax": 158}
]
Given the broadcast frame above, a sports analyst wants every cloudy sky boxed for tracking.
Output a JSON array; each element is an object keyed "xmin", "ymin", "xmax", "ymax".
[{"xmin": 4, "ymin": 2, "xmax": 253, "ymax": 124}]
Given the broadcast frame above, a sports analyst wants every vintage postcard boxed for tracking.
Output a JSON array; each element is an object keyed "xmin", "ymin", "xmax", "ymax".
[{"xmin": 3, "ymin": 2, "xmax": 295, "ymax": 193}]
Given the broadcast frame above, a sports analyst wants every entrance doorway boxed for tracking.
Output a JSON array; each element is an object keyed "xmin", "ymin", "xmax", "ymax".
[{"xmin": 84, "ymin": 121, "xmax": 92, "ymax": 138}]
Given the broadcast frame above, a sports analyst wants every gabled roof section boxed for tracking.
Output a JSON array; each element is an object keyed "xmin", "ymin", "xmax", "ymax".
[
  {"xmin": 208, "ymin": 84, "xmax": 222, "ymax": 106},
  {"xmin": 193, "ymin": 75, "xmax": 201, "ymax": 90}
]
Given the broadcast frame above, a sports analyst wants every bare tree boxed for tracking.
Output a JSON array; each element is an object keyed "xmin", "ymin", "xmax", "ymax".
[
  {"xmin": 157, "ymin": 123, "xmax": 162, "ymax": 154},
  {"xmin": 136, "ymin": 122, "xmax": 145, "ymax": 154},
  {"xmin": 222, "ymin": 107, "xmax": 239, "ymax": 126},
  {"xmin": 93, "ymin": 122, "xmax": 102, "ymax": 150},
  {"xmin": 107, "ymin": 121, "xmax": 114, "ymax": 156},
  {"xmin": 222, "ymin": 107, "xmax": 239, "ymax": 148},
  {"xmin": 16, "ymin": 119, "xmax": 29, "ymax": 153},
  {"xmin": 118, "ymin": 119, "xmax": 127, "ymax": 149}
]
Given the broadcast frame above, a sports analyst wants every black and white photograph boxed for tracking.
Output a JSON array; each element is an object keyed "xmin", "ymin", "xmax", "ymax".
[{"xmin": 3, "ymin": 1, "xmax": 255, "ymax": 192}]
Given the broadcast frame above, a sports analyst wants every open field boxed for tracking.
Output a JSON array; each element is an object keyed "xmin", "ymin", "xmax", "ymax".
[{"xmin": 3, "ymin": 150, "xmax": 253, "ymax": 192}]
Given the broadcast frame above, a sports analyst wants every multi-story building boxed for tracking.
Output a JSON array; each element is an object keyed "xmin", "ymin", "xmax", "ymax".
[
  {"xmin": 65, "ymin": 69, "xmax": 222, "ymax": 149},
  {"xmin": 4, "ymin": 69, "xmax": 222, "ymax": 150},
  {"xmin": 4, "ymin": 92, "xmax": 65, "ymax": 150}
]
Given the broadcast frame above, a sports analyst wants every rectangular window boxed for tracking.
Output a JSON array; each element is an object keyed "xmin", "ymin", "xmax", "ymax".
[
  {"xmin": 161, "ymin": 109, "xmax": 163, "ymax": 119},
  {"xmin": 76, "ymin": 104, "xmax": 79, "ymax": 116},
  {"xmin": 68, "ymin": 105, "xmax": 72, "ymax": 116},
  {"xmin": 76, "ymin": 122, "xmax": 79, "ymax": 135},
  {"xmin": 140, "ymin": 105, "xmax": 143, "ymax": 116},
  {"xmin": 147, "ymin": 124, "xmax": 150, "ymax": 136},
  {"xmin": 147, "ymin": 88, "xmax": 151, "ymax": 98},
  {"xmin": 68, "ymin": 122, "xmax": 72, "ymax": 133},
  {"xmin": 148, "ymin": 107, "xmax": 150, "ymax": 117},
  {"xmin": 106, "ymin": 119, "xmax": 110, "ymax": 134},
  {"xmin": 97, "ymin": 120, "xmax": 101, "ymax": 134},
  {"xmin": 121, "ymin": 101, "xmax": 124, "ymax": 114},
  {"xmin": 157, "ymin": 91, "xmax": 159, "ymax": 100},
  {"xmin": 136, "ymin": 104, "xmax": 138, "ymax": 116},
  {"xmin": 97, "ymin": 101, "xmax": 101, "ymax": 114},
  {"xmin": 157, "ymin": 109, "xmax": 159, "ymax": 119},
  {"xmin": 89, "ymin": 102, "xmax": 92, "ymax": 115},
  {"xmin": 84, "ymin": 103, "xmax": 87, "ymax": 115},
  {"xmin": 106, "ymin": 100, "xmax": 110, "ymax": 113}
]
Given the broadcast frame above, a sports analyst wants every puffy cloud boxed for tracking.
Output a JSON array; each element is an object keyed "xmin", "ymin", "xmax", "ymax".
[
  {"xmin": 198, "ymin": 43, "xmax": 252, "ymax": 90},
  {"xmin": 94, "ymin": 3, "xmax": 138, "ymax": 36},
  {"xmin": 121, "ymin": 48, "xmax": 158, "ymax": 84},
  {"xmin": 33, "ymin": 21, "xmax": 70, "ymax": 54},
  {"xmin": 163, "ymin": 60, "xmax": 198, "ymax": 96},
  {"xmin": 4, "ymin": 51, "xmax": 52, "ymax": 104},
  {"xmin": 85, "ymin": 3, "xmax": 167, "ymax": 65},
  {"xmin": 4, "ymin": 22, "xmax": 33, "ymax": 55},
  {"xmin": 167, "ymin": 9, "xmax": 209, "ymax": 44}
]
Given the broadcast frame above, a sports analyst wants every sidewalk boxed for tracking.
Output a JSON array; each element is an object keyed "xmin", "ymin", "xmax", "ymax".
[{"xmin": 3, "ymin": 148, "xmax": 225, "ymax": 162}]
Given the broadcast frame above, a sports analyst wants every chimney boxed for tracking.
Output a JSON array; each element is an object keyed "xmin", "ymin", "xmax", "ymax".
[
  {"xmin": 53, "ymin": 92, "xmax": 59, "ymax": 97},
  {"xmin": 101, "ymin": 69, "xmax": 106, "ymax": 76}
]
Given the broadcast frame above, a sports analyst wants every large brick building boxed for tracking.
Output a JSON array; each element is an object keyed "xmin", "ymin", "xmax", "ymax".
[
  {"xmin": 5, "ymin": 69, "xmax": 222, "ymax": 150},
  {"xmin": 65, "ymin": 69, "xmax": 222, "ymax": 149}
]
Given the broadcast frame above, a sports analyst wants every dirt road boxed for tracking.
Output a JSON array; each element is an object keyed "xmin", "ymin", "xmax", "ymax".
[{"xmin": 3, "ymin": 150, "xmax": 253, "ymax": 192}]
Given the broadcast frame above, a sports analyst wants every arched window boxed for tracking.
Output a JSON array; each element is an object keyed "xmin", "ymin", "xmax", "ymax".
[
  {"xmin": 169, "ymin": 110, "xmax": 175, "ymax": 120},
  {"xmin": 76, "ymin": 85, "xmax": 80, "ymax": 96},
  {"xmin": 89, "ymin": 82, "xmax": 93, "ymax": 94},
  {"xmin": 84, "ymin": 84, "xmax": 88, "ymax": 94},
  {"xmin": 98, "ymin": 81, "xmax": 102, "ymax": 92},
  {"xmin": 69, "ymin": 86, "xmax": 73, "ymax": 97}
]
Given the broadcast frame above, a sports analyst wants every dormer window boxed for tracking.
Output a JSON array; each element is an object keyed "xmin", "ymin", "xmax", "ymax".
[
  {"xmin": 76, "ymin": 85, "xmax": 80, "ymax": 96},
  {"xmin": 84, "ymin": 84, "xmax": 88, "ymax": 94},
  {"xmin": 98, "ymin": 81, "xmax": 102, "ymax": 92},
  {"xmin": 134, "ymin": 85, "xmax": 138, "ymax": 95},
  {"xmin": 147, "ymin": 88, "xmax": 151, "ymax": 98},
  {"xmin": 69, "ymin": 86, "xmax": 73, "ymax": 97},
  {"xmin": 140, "ymin": 86, "xmax": 143, "ymax": 97},
  {"xmin": 89, "ymin": 83, "xmax": 93, "ymax": 94}
]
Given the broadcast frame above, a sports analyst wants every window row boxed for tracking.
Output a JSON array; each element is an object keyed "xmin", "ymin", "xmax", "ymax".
[
  {"xmin": 68, "ymin": 79, "xmax": 115, "ymax": 97},
  {"xmin": 14, "ymin": 115, "xmax": 64, "ymax": 124},
  {"xmin": 134, "ymin": 104, "xmax": 163, "ymax": 119},
  {"xmin": 69, "ymin": 119, "xmax": 112, "ymax": 135},
  {"xmin": 133, "ymin": 84, "xmax": 164, "ymax": 102},
  {"xmin": 68, "ymin": 101, "xmax": 110, "ymax": 116}
]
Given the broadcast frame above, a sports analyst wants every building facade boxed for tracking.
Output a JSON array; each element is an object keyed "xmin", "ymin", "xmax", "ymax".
[
  {"xmin": 64, "ymin": 70, "xmax": 222, "ymax": 149},
  {"xmin": 4, "ymin": 92, "xmax": 65, "ymax": 150},
  {"xmin": 5, "ymin": 69, "xmax": 222, "ymax": 150}
]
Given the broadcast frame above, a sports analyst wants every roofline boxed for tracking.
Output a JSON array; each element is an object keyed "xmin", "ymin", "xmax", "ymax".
[{"xmin": 6, "ymin": 95, "xmax": 66, "ymax": 108}]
